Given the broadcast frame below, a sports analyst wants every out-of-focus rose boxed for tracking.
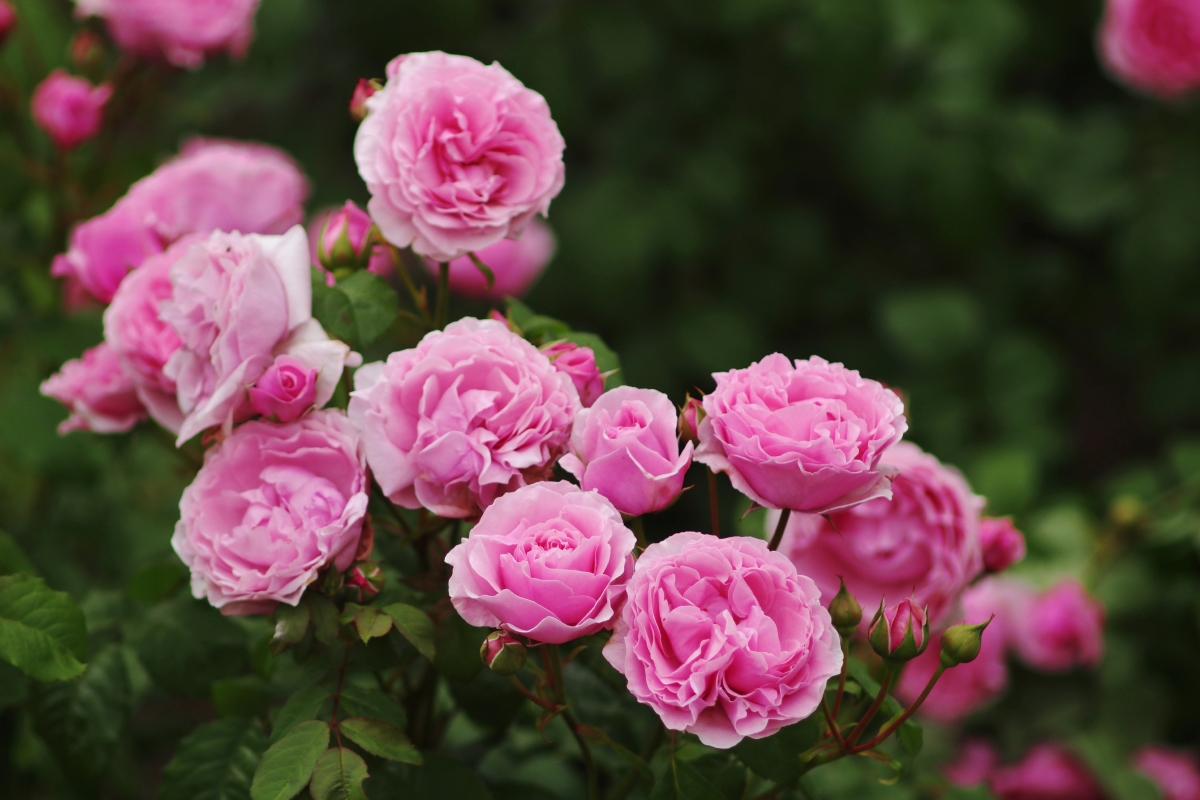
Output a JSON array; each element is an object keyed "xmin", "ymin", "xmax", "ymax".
[
  {"xmin": 541, "ymin": 341, "xmax": 604, "ymax": 408},
  {"xmin": 173, "ymin": 410, "xmax": 367, "ymax": 616},
  {"xmin": 355, "ymin": 51, "xmax": 565, "ymax": 262},
  {"xmin": 981, "ymin": 516, "xmax": 1027, "ymax": 573},
  {"xmin": 349, "ymin": 78, "xmax": 378, "ymax": 122},
  {"xmin": 945, "ymin": 739, "xmax": 1001, "ymax": 788},
  {"xmin": 31, "ymin": 70, "xmax": 111, "ymax": 150},
  {"xmin": 445, "ymin": 482, "xmax": 635, "ymax": 643},
  {"xmin": 989, "ymin": 743, "xmax": 1106, "ymax": 800},
  {"xmin": 775, "ymin": 442, "xmax": 984, "ymax": 628},
  {"xmin": 1133, "ymin": 746, "xmax": 1200, "ymax": 800},
  {"xmin": 868, "ymin": 598, "xmax": 928, "ymax": 662},
  {"xmin": 249, "ymin": 355, "xmax": 317, "ymax": 423},
  {"xmin": 1099, "ymin": 0, "xmax": 1200, "ymax": 99},
  {"xmin": 74, "ymin": 0, "xmax": 260, "ymax": 70},
  {"xmin": 423, "ymin": 217, "xmax": 556, "ymax": 300},
  {"xmin": 696, "ymin": 354, "xmax": 907, "ymax": 515},
  {"xmin": 560, "ymin": 386, "xmax": 693, "ymax": 517},
  {"xmin": 0, "ymin": 1, "xmax": 16, "ymax": 47},
  {"xmin": 349, "ymin": 317, "xmax": 579, "ymax": 518},
  {"xmin": 1009, "ymin": 579, "xmax": 1105, "ymax": 672},
  {"xmin": 604, "ymin": 532, "xmax": 843, "ymax": 748},
  {"xmin": 41, "ymin": 342, "xmax": 146, "ymax": 434},
  {"xmin": 69, "ymin": 30, "xmax": 105, "ymax": 70},
  {"xmin": 317, "ymin": 200, "xmax": 374, "ymax": 271}
]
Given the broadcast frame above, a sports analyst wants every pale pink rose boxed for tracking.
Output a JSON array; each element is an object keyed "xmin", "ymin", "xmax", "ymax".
[
  {"xmin": 31, "ymin": 70, "xmax": 111, "ymax": 150},
  {"xmin": 423, "ymin": 217, "xmax": 556, "ymax": 300},
  {"xmin": 53, "ymin": 138, "xmax": 308, "ymax": 303},
  {"xmin": 172, "ymin": 410, "xmax": 367, "ymax": 616},
  {"xmin": 445, "ymin": 481, "xmax": 635, "ymax": 643},
  {"xmin": 560, "ymin": 386, "xmax": 694, "ymax": 517},
  {"xmin": 981, "ymin": 516, "xmax": 1027, "ymax": 573},
  {"xmin": 1100, "ymin": 0, "xmax": 1200, "ymax": 98},
  {"xmin": 604, "ymin": 532, "xmax": 843, "ymax": 748},
  {"xmin": 74, "ymin": 0, "xmax": 259, "ymax": 69},
  {"xmin": 0, "ymin": 2, "xmax": 16, "ymax": 47},
  {"xmin": 40, "ymin": 342, "xmax": 146, "ymax": 434},
  {"xmin": 541, "ymin": 341, "xmax": 604, "ymax": 408},
  {"xmin": 1009, "ymin": 579, "xmax": 1105, "ymax": 672},
  {"xmin": 945, "ymin": 739, "xmax": 1001, "ymax": 788},
  {"xmin": 989, "ymin": 743, "xmax": 1106, "ymax": 800},
  {"xmin": 249, "ymin": 355, "xmax": 317, "ymax": 423},
  {"xmin": 1133, "ymin": 746, "xmax": 1200, "ymax": 800},
  {"xmin": 775, "ymin": 442, "xmax": 984, "ymax": 628},
  {"xmin": 697, "ymin": 354, "xmax": 907, "ymax": 514},
  {"xmin": 354, "ymin": 51, "xmax": 566, "ymax": 262},
  {"xmin": 349, "ymin": 317, "xmax": 579, "ymax": 518}
]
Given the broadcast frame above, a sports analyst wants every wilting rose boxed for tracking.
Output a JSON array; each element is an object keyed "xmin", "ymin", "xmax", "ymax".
[
  {"xmin": 74, "ymin": 0, "xmax": 260, "ymax": 69},
  {"xmin": 989, "ymin": 743, "xmax": 1106, "ymax": 800},
  {"xmin": 423, "ymin": 217, "xmax": 556, "ymax": 300},
  {"xmin": 30, "ymin": 70, "xmax": 111, "ymax": 150},
  {"xmin": 1099, "ymin": 0, "xmax": 1200, "ymax": 98},
  {"xmin": 249, "ymin": 355, "xmax": 317, "ymax": 423},
  {"xmin": 1133, "ymin": 746, "xmax": 1200, "ymax": 800},
  {"xmin": 1008, "ymin": 579, "xmax": 1105, "ymax": 672},
  {"xmin": 40, "ymin": 342, "xmax": 145, "ymax": 434},
  {"xmin": 980, "ymin": 516, "xmax": 1027, "ymax": 573}
]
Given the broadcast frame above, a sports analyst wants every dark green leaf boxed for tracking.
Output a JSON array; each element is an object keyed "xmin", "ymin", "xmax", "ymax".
[
  {"xmin": 434, "ymin": 610, "xmax": 487, "ymax": 683},
  {"xmin": 0, "ymin": 531, "xmax": 34, "ymax": 576},
  {"xmin": 159, "ymin": 718, "xmax": 268, "ymax": 800},
  {"xmin": 312, "ymin": 269, "xmax": 399, "ymax": 350},
  {"xmin": 0, "ymin": 573, "xmax": 87, "ymax": 681},
  {"xmin": 340, "ymin": 717, "xmax": 422, "ymax": 764},
  {"xmin": 365, "ymin": 752, "xmax": 492, "ymax": 800},
  {"xmin": 337, "ymin": 684, "xmax": 406, "ymax": 731},
  {"xmin": 651, "ymin": 752, "xmax": 725, "ymax": 800},
  {"xmin": 250, "ymin": 719, "xmax": 329, "ymax": 800},
  {"xmin": 731, "ymin": 717, "xmax": 819, "ymax": 784},
  {"xmin": 310, "ymin": 747, "xmax": 369, "ymax": 800},
  {"xmin": 270, "ymin": 685, "xmax": 330, "ymax": 744},
  {"xmin": 382, "ymin": 603, "xmax": 435, "ymax": 661},
  {"xmin": 213, "ymin": 676, "xmax": 273, "ymax": 720},
  {"xmin": 306, "ymin": 593, "xmax": 342, "ymax": 645},
  {"xmin": 577, "ymin": 724, "xmax": 652, "ymax": 784},
  {"xmin": 128, "ymin": 595, "xmax": 250, "ymax": 697},
  {"xmin": 270, "ymin": 603, "xmax": 309, "ymax": 655}
]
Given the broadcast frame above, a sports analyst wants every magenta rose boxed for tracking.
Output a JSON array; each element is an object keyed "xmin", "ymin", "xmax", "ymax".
[
  {"xmin": 989, "ymin": 743, "xmax": 1106, "ymax": 800},
  {"xmin": 560, "ymin": 386, "xmax": 693, "ymax": 517},
  {"xmin": 173, "ymin": 409, "xmax": 367, "ymax": 616},
  {"xmin": 423, "ymin": 217, "xmax": 556, "ymax": 300},
  {"xmin": 1133, "ymin": 746, "xmax": 1200, "ymax": 800},
  {"xmin": 0, "ymin": 2, "xmax": 15, "ymax": 47},
  {"xmin": 542, "ymin": 341, "xmax": 604, "ymax": 408},
  {"xmin": 249, "ymin": 355, "xmax": 317, "ymax": 423},
  {"xmin": 74, "ymin": 0, "xmax": 259, "ymax": 69},
  {"xmin": 31, "ymin": 70, "xmax": 111, "ymax": 150},
  {"xmin": 696, "ymin": 354, "xmax": 907, "ymax": 515},
  {"xmin": 354, "ymin": 51, "xmax": 565, "ymax": 262},
  {"xmin": 775, "ymin": 442, "xmax": 984, "ymax": 627},
  {"xmin": 945, "ymin": 739, "xmax": 1002, "ymax": 788},
  {"xmin": 604, "ymin": 532, "xmax": 843, "ymax": 748},
  {"xmin": 349, "ymin": 317, "xmax": 579, "ymax": 518},
  {"xmin": 444, "ymin": 481, "xmax": 636, "ymax": 643},
  {"xmin": 1100, "ymin": 0, "xmax": 1200, "ymax": 98},
  {"xmin": 1009, "ymin": 579, "xmax": 1105, "ymax": 672},
  {"xmin": 981, "ymin": 516, "xmax": 1027, "ymax": 573},
  {"xmin": 41, "ymin": 342, "xmax": 145, "ymax": 434}
]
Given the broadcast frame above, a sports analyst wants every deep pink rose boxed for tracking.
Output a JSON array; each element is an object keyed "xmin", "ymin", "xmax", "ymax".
[
  {"xmin": 74, "ymin": 0, "xmax": 259, "ymax": 69},
  {"xmin": 249, "ymin": 355, "xmax": 318, "ymax": 423},
  {"xmin": 1100, "ymin": 0, "xmax": 1200, "ymax": 98},
  {"xmin": 604, "ymin": 532, "xmax": 843, "ymax": 748},
  {"xmin": 0, "ymin": 1, "xmax": 16, "ymax": 47},
  {"xmin": 945, "ymin": 739, "xmax": 1001, "ymax": 788},
  {"xmin": 981, "ymin": 516, "xmax": 1027, "ymax": 573},
  {"xmin": 31, "ymin": 70, "xmax": 111, "ymax": 150},
  {"xmin": 349, "ymin": 317, "xmax": 579, "ymax": 518},
  {"xmin": 1009, "ymin": 579, "xmax": 1105, "ymax": 672},
  {"xmin": 1133, "ymin": 746, "xmax": 1200, "ymax": 800},
  {"xmin": 354, "ymin": 51, "xmax": 566, "ymax": 262},
  {"xmin": 173, "ymin": 410, "xmax": 367, "ymax": 616},
  {"xmin": 989, "ymin": 743, "xmax": 1106, "ymax": 800},
  {"xmin": 41, "ymin": 343, "xmax": 146, "ymax": 434},
  {"xmin": 696, "ymin": 354, "xmax": 907, "ymax": 514},
  {"xmin": 560, "ymin": 386, "xmax": 694, "ymax": 517},
  {"xmin": 423, "ymin": 217, "xmax": 556, "ymax": 300},
  {"xmin": 540, "ymin": 341, "xmax": 604, "ymax": 408},
  {"xmin": 445, "ymin": 482, "xmax": 636, "ymax": 643},
  {"xmin": 776, "ymin": 442, "xmax": 984, "ymax": 628}
]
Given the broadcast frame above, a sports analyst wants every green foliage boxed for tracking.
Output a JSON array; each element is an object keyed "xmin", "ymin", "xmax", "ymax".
[
  {"xmin": 382, "ymin": 603, "xmax": 436, "ymax": 661},
  {"xmin": 310, "ymin": 747, "xmax": 370, "ymax": 800},
  {"xmin": 250, "ymin": 719, "xmax": 330, "ymax": 800},
  {"xmin": 339, "ymin": 717, "xmax": 422, "ymax": 764},
  {"xmin": 0, "ymin": 573, "xmax": 86, "ymax": 681},
  {"xmin": 312, "ymin": 269, "xmax": 401, "ymax": 351},
  {"xmin": 128, "ymin": 595, "xmax": 251, "ymax": 697},
  {"xmin": 159, "ymin": 718, "xmax": 268, "ymax": 800}
]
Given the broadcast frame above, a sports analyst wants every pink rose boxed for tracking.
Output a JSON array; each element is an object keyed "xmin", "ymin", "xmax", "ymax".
[
  {"xmin": 74, "ymin": 0, "xmax": 259, "ymax": 69},
  {"xmin": 775, "ymin": 442, "xmax": 984, "ymax": 627},
  {"xmin": 40, "ymin": 342, "xmax": 146, "ymax": 434},
  {"xmin": 541, "ymin": 341, "xmax": 604, "ymax": 408},
  {"xmin": 989, "ymin": 743, "xmax": 1106, "ymax": 800},
  {"xmin": 52, "ymin": 206, "xmax": 165, "ymax": 303},
  {"xmin": 172, "ymin": 410, "xmax": 367, "ymax": 616},
  {"xmin": 444, "ymin": 482, "xmax": 636, "ymax": 643},
  {"xmin": 981, "ymin": 516, "xmax": 1027, "ymax": 573},
  {"xmin": 696, "ymin": 354, "xmax": 907, "ymax": 514},
  {"xmin": 249, "ymin": 355, "xmax": 317, "ymax": 423},
  {"xmin": 31, "ymin": 70, "xmax": 112, "ymax": 150},
  {"xmin": 945, "ymin": 739, "xmax": 1001, "ymax": 788},
  {"xmin": 1009, "ymin": 579, "xmax": 1105, "ymax": 672},
  {"xmin": 423, "ymin": 217, "xmax": 556, "ymax": 300},
  {"xmin": 1099, "ymin": 0, "xmax": 1200, "ymax": 98},
  {"xmin": 354, "ymin": 51, "xmax": 566, "ymax": 262},
  {"xmin": 1133, "ymin": 746, "xmax": 1200, "ymax": 800},
  {"xmin": 604, "ymin": 532, "xmax": 843, "ymax": 748},
  {"xmin": 560, "ymin": 386, "xmax": 694, "ymax": 517},
  {"xmin": 349, "ymin": 317, "xmax": 579, "ymax": 518},
  {"xmin": 0, "ymin": 1, "xmax": 16, "ymax": 47}
]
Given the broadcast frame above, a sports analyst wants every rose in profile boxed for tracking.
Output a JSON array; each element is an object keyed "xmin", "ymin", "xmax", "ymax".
[
  {"xmin": 173, "ymin": 410, "xmax": 367, "ymax": 616},
  {"xmin": 1133, "ymin": 746, "xmax": 1200, "ymax": 800},
  {"xmin": 423, "ymin": 217, "xmax": 557, "ymax": 300},
  {"xmin": 696, "ymin": 354, "xmax": 907, "ymax": 515},
  {"xmin": 989, "ymin": 743, "xmax": 1106, "ymax": 800},
  {"xmin": 40, "ymin": 342, "xmax": 145, "ymax": 434},
  {"xmin": 355, "ymin": 51, "xmax": 565, "ymax": 262},
  {"xmin": 445, "ymin": 482, "xmax": 636, "ymax": 643},
  {"xmin": 604, "ymin": 532, "xmax": 843, "ymax": 748},
  {"xmin": 1009, "ymin": 579, "xmax": 1105, "ymax": 672},
  {"xmin": 30, "ymin": 70, "xmax": 111, "ymax": 150},
  {"xmin": 1099, "ymin": 0, "xmax": 1200, "ymax": 98},
  {"xmin": 74, "ymin": 0, "xmax": 260, "ymax": 69}
]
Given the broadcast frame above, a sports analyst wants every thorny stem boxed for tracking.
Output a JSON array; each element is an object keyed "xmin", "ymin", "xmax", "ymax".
[
  {"xmin": 707, "ymin": 468, "xmax": 721, "ymax": 537},
  {"xmin": 854, "ymin": 664, "xmax": 945, "ymax": 753},
  {"xmin": 843, "ymin": 665, "xmax": 894, "ymax": 747},
  {"xmin": 508, "ymin": 674, "xmax": 554, "ymax": 711},
  {"xmin": 767, "ymin": 508, "xmax": 792, "ymax": 551}
]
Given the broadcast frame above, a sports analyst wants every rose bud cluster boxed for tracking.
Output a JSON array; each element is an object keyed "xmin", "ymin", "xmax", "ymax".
[
  {"xmin": 541, "ymin": 340, "xmax": 604, "ymax": 408},
  {"xmin": 31, "ymin": 70, "xmax": 112, "ymax": 150},
  {"xmin": 73, "ymin": 0, "xmax": 260, "ymax": 70},
  {"xmin": 0, "ymin": 1, "xmax": 16, "ymax": 48},
  {"xmin": 422, "ymin": 217, "xmax": 557, "ymax": 301},
  {"xmin": 1099, "ymin": 0, "xmax": 1200, "ymax": 99},
  {"xmin": 868, "ymin": 598, "xmax": 929, "ymax": 663}
]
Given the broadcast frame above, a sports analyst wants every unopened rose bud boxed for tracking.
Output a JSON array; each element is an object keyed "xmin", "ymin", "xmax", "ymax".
[
  {"xmin": 828, "ymin": 578, "xmax": 862, "ymax": 637},
  {"xmin": 70, "ymin": 30, "xmax": 104, "ymax": 71},
  {"xmin": 869, "ymin": 598, "xmax": 929, "ymax": 663},
  {"xmin": 344, "ymin": 562, "xmax": 385, "ymax": 604},
  {"xmin": 350, "ymin": 78, "xmax": 381, "ymax": 122},
  {"xmin": 0, "ymin": 1, "xmax": 17, "ymax": 48},
  {"xmin": 678, "ymin": 394, "xmax": 705, "ymax": 445},
  {"xmin": 940, "ymin": 618, "xmax": 991, "ymax": 667},
  {"xmin": 31, "ymin": 70, "xmax": 112, "ymax": 150},
  {"xmin": 541, "ymin": 341, "xmax": 604, "ymax": 407},
  {"xmin": 318, "ymin": 200, "xmax": 375, "ymax": 272},
  {"xmin": 980, "ymin": 517, "xmax": 1026, "ymax": 573},
  {"xmin": 480, "ymin": 630, "xmax": 526, "ymax": 676}
]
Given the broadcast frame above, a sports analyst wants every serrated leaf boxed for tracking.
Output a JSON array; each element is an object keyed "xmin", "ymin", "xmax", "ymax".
[
  {"xmin": 159, "ymin": 718, "xmax": 268, "ymax": 800},
  {"xmin": 346, "ymin": 605, "xmax": 392, "ymax": 644},
  {"xmin": 271, "ymin": 603, "xmax": 309, "ymax": 654},
  {"xmin": 382, "ymin": 603, "xmax": 435, "ymax": 661},
  {"xmin": 270, "ymin": 685, "xmax": 330, "ymax": 744},
  {"xmin": 338, "ymin": 684, "xmax": 407, "ymax": 731},
  {"xmin": 250, "ymin": 719, "xmax": 329, "ymax": 800},
  {"xmin": 128, "ymin": 595, "xmax": 250, "ymax": 697},
  {"xmin": 340, "ymin": 717, "xmax": 421, "ymax": 764},
  {"xmin": 310, "ymin": 747, "xmax": 369, "ymax": 800},
  {"xmin": 0, "ymin": 573, "xmax": 87, "ymax": 681},
  {"xmin": 312, "ymin": 270, "xmax": 399, "ymax": 350}
]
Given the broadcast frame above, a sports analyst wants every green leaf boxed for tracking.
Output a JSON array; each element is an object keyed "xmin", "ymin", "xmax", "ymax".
[
  {"xmin": 270, "ymin": 685, "xmax": 330, "ymax": 744},
  {"xmin": 128, "ymin": 595, "xmax": 250, "ymax": 697},
  {"xmin": 126, "ymin": 561, "xmax": 188, "ymax": 604},
  {"xmin": 340, "ymin": 717, "xmax": 422, "ymax": 765},
  {"xmin": 650, "ymin": 751, "xmax": 725, "ymax": 800},
  {"xmin": 250, "ymin": 719, "xmax": 329, "ymax": 800},
  {"xmin": 271, "ymin": 603, "xmax": 310, "ymax": 654},
  {"xmin": 731, "ymin": 717, "xmax": 819, "ymax": 784},
  {"xmin": 382, "ymin": 603, "xmax": 436, "ymax": 661},
  {"xmin": 306, "ymin": 593, "xmax": 342, "ymax": 645},
  {"xmin": 213, "ymin": 676, "xmax": 273, "ymax": 720},
  {"xmin": 338, "ymin": 684, "xmax": 407, "ymax": 731},
  {"xmin": 159, "ymin": 718, "xmax": 268, "ymax": 800},
  {"xmin": 0, "ymin": 531, "xmax": 34, "ymax": 576},
  {"xmin": 343, "ymin": 604, "xmax": 392, "ymax": 644},
  {"xmin": 0, "ymin": 573, "xmax": 87, "ymax": 681},
  {"xmin": 365, "ymin": 752, "xmax": 491, "ymax": 799},
  {"xmin": 434, "ymin": 610, "xmax": 487, "ymax": 683},
  {"xmin": 310, "ymin": 747, "xmax": 369, "ymax": 800},
  {"xmin": 312, "ymin": 269, "xmax": 399, "ymax": 350}
]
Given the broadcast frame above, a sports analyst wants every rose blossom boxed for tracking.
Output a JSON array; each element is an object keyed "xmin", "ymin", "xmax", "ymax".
[
  {"xmin": 696, "ymin": 354, "xmax": 907, "ymax": 515},
  {"xmin": 774, "ymin": 442, "xmax": 984, "ymax": 627},
  {"xmin": 560, "ymin": 386, "xmax": 694, "ymax": 517},
  {"xmin": 31, "ymin": 70, "xmax": 112, "ymax": 150},
  {"xmin": 40, "ymin": 343, "xmax": 146, "ymax": 434},
  {"xmin": 1009, "ymin": 579, "xmax": 1105, "ymax": 672},
  {"xmin": 541, "ymin": 341, "xmax": 604, "ymax": 408},
  {"xmin": 945, "ymin": 739, "xmax": 1001, "ymax": 788},
  {"xmin": 989, "ymin": 743, "xmax": 1106, "ymax": 800},
  {"xmin": 445, "ymin": 482, "xmax": 636, "ymax": 643},
  {"xmin": 423, "ymin": 217, "xmax": 556, "ymax": 300},
  {"xmin": 604, "ymin": 532, "xmax": 843, "ymax": 748},
  {"xmin": 349, "ymin": 317, "xmax": 579, "ymax": 518},
  {"xmin": 1133, "ymin": 746, "xmax": 1200, "ymax": 800},
  {"xmin": 354, "ymin": 51, "xmax": 566, "ymax": 262},
  {"xmin": 173, "ymin": 410, "xmax": 367, "ymax": 616},
  {"xmin": 74, "ymin": 0, "xmax": 260, "ymax": 70},
  {"xmin": 249, "ymin": 356, "xmax": 317, "ymax": 423},
  {"xmin": 981, "ymin": 516, "xmax": 1027, "ymax": 573},
  {"xmin": 1099, "ymin": 0, "xmax": 1200, "ymax": 99}
]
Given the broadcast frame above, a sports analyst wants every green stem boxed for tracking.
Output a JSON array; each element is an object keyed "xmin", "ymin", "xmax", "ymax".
[
  {"xmin": 387, "ymin": 244, "xmax": 432, "ymax": 325},
  {"xmin": 853, "ymin": 663, "xmax": 945, "ymax": 753},
  {"xmin": 831, "ymin": 637, "xmax": 850, "ymax": 717},
  {"xmin": 768, "ymin": 508, "xmax": 792, "ymax": 551},
  {"xmin": 843, "ymin": 665, "xmax": 894, "ymax": 747},
  {"xmin": 707, "ymin": 469, "xmax": 721, "ymax": 537},
  {"xmin": 820, "ymin": 697, "xmax": 845, "ymax": 748},
  {"xmin": 436, "ymin": 262, "xmax": 450, "ymax": 329},
  {"xmin": 629, "ymin": 516, "xmax": 647, "ymax": 549}
]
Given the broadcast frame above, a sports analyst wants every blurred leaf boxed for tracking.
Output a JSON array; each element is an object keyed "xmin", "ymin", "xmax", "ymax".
[
  {"xmin": 366, "ymin": 752, "xmax": 492, "ymax": 799},
  {"xmin": 271, "ymin": 602, "xmax": 308, "ymax": 655},
  {"xmin": 159, "ymin": 718, "xmax": 268, "ymax": 800},
  {"xmin": 213, "ymin": 676, "xmax": 273, "ymax": 720},
  {"xmin": 650, "ymin": 749, "xmax": 725, "ymax": 800},
  {"xmin": 340, "ymin": 717, "xmax": 422, "ymax": 764},
  {"xmin": 312, "ymin": 269, "xmax": 400, "ymax": 350},
  {"xmin": 0, "ymin": 531, "xmax": 34, "ymax": 576},
  {"xmin": 306, "ymin": 593, "xmax": 341, "ymax": 646},
  {"xmin": 126, "ymin": 561, "xmax": 188, "ymax": 604},
  {"xmin": 0, "ymin": 573, "xmax": 87, "ymax": 681},
  {"xmin": 128, "ymin": 595, "xmax": 250, "ymax": 697},
  {"xmin": 382, "ymin": 603, "xmax": 436, "ymax": 660},
  {"xmin": 434, "ymin": 610, "xmax": 487, "ymax": 683},
  {"xmin": 879, "ymin": 288, "xmax": 983, "ymax": 363},
  {"xmin": 250, "ymin": 719, "xmax": 329, "ymax": 800},
  {"xmin": 731, "ymin": 717, "xmax": 819, "ymax": 783},
  {"xmin": 310, "ymin": 747, "xmax": 369, "ymax": 800}
]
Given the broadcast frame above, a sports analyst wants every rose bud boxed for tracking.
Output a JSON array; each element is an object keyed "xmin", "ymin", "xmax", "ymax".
[
  {"xmin": 344, "ymin": 562, "xmax": 384, "ymax": 604},
  {"xmin": 541, "ymin": 340, "xmax": 605, "ymax": 408},
  {"xmin": 350, "ymin": 78, "xmax": 380, "ymax": 122},
  {"xmin": 869, "ymin": 598, "xmax": 929, "ymax": 663},
  {"xmin": 940, "ymin": 618, "xmax": 992, "ymax": 667},
  {"xmin": 480, "ymin": 630, "xmax": 527, "ymax": 676},
  {"xmin": 249, "ymin": 355, "xmax": 319, "ymax": 423},
  {"xmin": 318, "ymin": 200, "xmax": 375, "ymax": 272},
  {"xmin": 980, "ymin": 516, "xmax": 1026, "ymax": 573},
  {"xmin": 828, "ymin": 578, "xmax": 862, "ymax": 638},
  {"xmin": 678, "ymin": 394, "xmax": 705, "ymax": 445},
  {"xmin": 31, "ymin": 70, "xmax": 112, "ymax": 150},
  {"xmin": 70, "ymin": 30, "xmax": 105, "ymax": 71},
  {"xmin": 0, "ymin": 1, "xmax": 17, "ymax": 48}
]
